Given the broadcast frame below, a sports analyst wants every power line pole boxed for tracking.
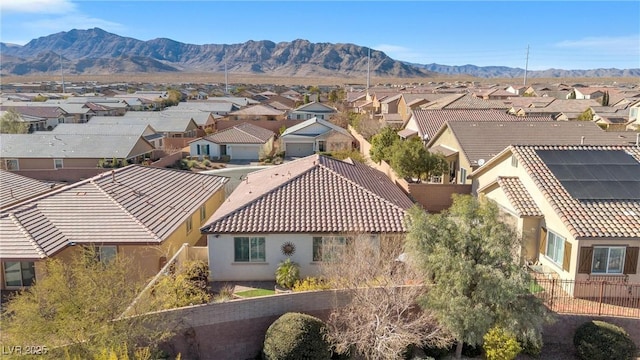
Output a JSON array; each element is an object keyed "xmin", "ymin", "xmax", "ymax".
[
  {"xmin": 523, "ymin": 45, "xmax": 529, "ymax": 86},
  {"xmin": 60, "ymin": 53, "xmax": 65, "ymax": 94}
]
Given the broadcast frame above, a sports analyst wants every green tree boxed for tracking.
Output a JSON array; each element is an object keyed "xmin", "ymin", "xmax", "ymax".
[
  {"xmin": 369, "ymin": 126, "xmax": 400, "ymax": 163},
  {"xmin": 1, "ymin": 248, "xmax": 173, "ymax": 358},
  {"xmin": 263, "ymin": 312, "xmax": 331, "ymax": 360},
  {"xmin": 0, "ymin": 108, "xmax": 29, "ymax": 134},
  {"xmin": 405, "ymin": 196, "xmax": 552, "ymax": 359},
  {"xmin": 303, "ymin": 94, "xmax": 310, "ymax": 104},
  {"xmin": 601, "ymin": 91, "xmax": 610, "ymax": 106},
  {"xmin": 389, "ymin": 137, "xmax": 447, "ymax": 183},
  {"xmin": 577, "ymin": 108, "xmax": 594, "ymax": 121},
  {"xmin": 568, "ymin": 90, "xmax": 576, "ymax": 99}
]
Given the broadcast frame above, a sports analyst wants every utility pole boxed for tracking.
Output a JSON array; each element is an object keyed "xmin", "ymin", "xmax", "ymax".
[
  {"xmin": 224, "ymin": 60, "xmax": 228, "ymax": 95},
  {"xmin": 60, "ymin": 53, "xmax": 66, "ymax": 94},
  {"xmin": 523, "ymin": 45, "xmax": 529, "ymax": 86}
]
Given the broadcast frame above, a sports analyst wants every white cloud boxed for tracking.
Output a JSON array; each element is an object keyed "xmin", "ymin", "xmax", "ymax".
[
  {"xmin": 554, "ymin": 35, "xmax": 640, "ymax": 55},
  {"xmin": 29, "ymin": 14, "xmax": 126, "ymax": 35},
  {"xmin": 0, "ymin": 0, "xmax": 76, "ymax": 14},
  {"xmin": 373, "ymin": 44, "xmax": 426, "ymax": 63}
]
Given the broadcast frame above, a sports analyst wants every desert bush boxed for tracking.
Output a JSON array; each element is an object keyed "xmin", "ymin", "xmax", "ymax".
[
  {"xmin": 573, "ymin": 320, "xmax": 637, "ymax": 360},
  {"xmin": 275, "ymin": 258, "xmax": 300, "ymax": 289},
  {"xmin": 262, "ymin": 312, "xmax": 331, "ymax": 360},
  {"xmin": 293, "ymin": 277, "xmax": 330, "ymax": 292},
  {"xmin": 518, "ymin": 328, "xmax": 543, "ymax": 357},
  {"xmin": 483, "ymin": 327, "xmax": 521, "ymax": 360}
]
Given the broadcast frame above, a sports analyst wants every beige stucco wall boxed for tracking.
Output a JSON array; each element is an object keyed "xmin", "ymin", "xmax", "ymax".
[
  {"xmin": 0, "ymin": 157, "xmax": 102, "ymax": 170},
  {"xmin": 427, "ymin": 126, "xmax": 472, "ymax": 184}
]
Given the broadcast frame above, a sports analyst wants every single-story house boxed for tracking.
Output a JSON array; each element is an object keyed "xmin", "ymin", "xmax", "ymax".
[
  {"xmin": 201, "ymin": 154, "xmax": 415, "ymax": 281},
  {"xmin": 471, "ymin": 145, "xmax": 640, "ymax": 296},
  {"xmin": 280, "ymin": 117, "xmax": 355, "ymax": 157},
  {"xmin": 189, "ymin": 123, "xmax": 276, "ymax": 161},
  {"xmin": 0, "ymin": 165, "xmax": 228, "ymax": 290},
  {"xmin": 287, "ymin": 101, "xmax": 337, "ymax": 120}
]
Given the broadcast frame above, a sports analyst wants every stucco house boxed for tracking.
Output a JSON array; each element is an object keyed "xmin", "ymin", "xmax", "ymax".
[
  {"xmin": 287, "ymin": 101, "xmax": 337, "ymax": 120},
  {"xmin": 0, "ymin": 165, "xmax": 228, "ymax": 290},
  {"xmin": 201, "ymin": 154, "xmax": 415, "ymax": 281},
  {"xmin": 425, "ymin": 120, "xmax": 634, "ymax": 185},
  {"xmin": 471, "ymin": 145, "xmax": 640, "ymax": 296},
  {"xmin": 189, "ymin": 123, "xmax": 275, "ymax": 161},
  {"xmin": 280, "ymin": 117, "xmax": 355, "ymax": 157}
]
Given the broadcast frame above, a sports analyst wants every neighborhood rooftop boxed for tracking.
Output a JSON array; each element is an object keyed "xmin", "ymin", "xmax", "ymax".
[{"xmin": 201, "ymin": 154, "xmax": 415, "ymax": 234}]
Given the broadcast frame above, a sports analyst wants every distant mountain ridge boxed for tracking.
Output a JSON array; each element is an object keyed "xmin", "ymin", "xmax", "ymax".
[{"xmin": 1, "ymin": 28, "xmax": 638, "ymax": 78}]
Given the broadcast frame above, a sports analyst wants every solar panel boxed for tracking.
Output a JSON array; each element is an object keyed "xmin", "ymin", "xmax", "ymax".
[{"xmin": 536, "ymin": 150, "xmax": 640, "ymax": 200}]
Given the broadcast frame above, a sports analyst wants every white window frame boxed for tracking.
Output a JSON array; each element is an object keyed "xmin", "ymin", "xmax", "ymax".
[
  {"xmin": 5, "ymin": 159, "xmax": 19, "ymax": 170},
  {"xmin": 234, "ymin": 237, "xmax": 266, "ymax": 262},
  {"xmin": 3, "ymin": 261, "xmax": 35, "ymax": 288},
  {"xmin": 545, "ymin": 230, "xmax": 565, "ymax": 266},
  {"xmin": 186, "ymin": 217, "xmax": 193, "ymax": 234},
  {"xmin": 592, "ymin": 246, "xmax": 625, "ymax": 274},
  {"xmin": 459, "ymin": 167, "xmax": 467, "ymax": 184},
  {"xmin": 199, "ymin": 204, "xmax": 206, "ymax": 223},
  {"xmin": 54, "ymin": 158, "xmax": 63, "ymax": 169}
]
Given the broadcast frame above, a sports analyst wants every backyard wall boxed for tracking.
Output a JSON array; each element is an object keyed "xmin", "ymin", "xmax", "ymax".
[
  {"xmin": 158, "ymin": 290, "xmax": 351, "ymax": 360},
  {"xmin": 155, "ymin": 291, "xmax": 640, "ymax": 360}
]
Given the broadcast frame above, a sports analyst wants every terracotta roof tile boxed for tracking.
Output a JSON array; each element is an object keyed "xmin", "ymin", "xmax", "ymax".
[
  {"xmin": 0, "ymin": 165, "xmax": 228, "ymax": 259},
  {"xmin": 512, "ymin": 145, "xmax": 640, "ymax": 239},
  {"xmin": 0, "ymin": 170, "xmax": 54, "ymax": 209},
  {"xmin": 201, "ymin": 123, "xmax": 275, "ymax": 144},
  {"xmin": 496, "ymin": 177, "xmax": 543, "ymax": 217},
  {"xmin": 202, "ymin": 155, "xmax": 414, "ymax": 234},
  {"xmin": 412, "ymin": 109, "xmax": 551, "ymax": 140}
]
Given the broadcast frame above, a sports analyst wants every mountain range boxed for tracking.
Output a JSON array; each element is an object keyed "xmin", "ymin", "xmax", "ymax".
[{"xmin": 1, "ymin": 28, "xmax": 638, "ymax": 78}]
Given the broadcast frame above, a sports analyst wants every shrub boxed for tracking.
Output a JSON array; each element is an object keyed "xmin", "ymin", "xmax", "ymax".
[
  {"xmin": 483, "ymin": 326, "xmax": 521, "ymax": 360},
  {"xmin": 573, "ymin": 320, "xmax": 637, "ymax": 360},
  {"xmin": 518, "ymin": 328, "xmax": 543, "ymax": 357},
  {"xmin": 262, "ymin": 312, "xmax": 331, "ymax": 360},
  {"xmin": 293, "ymin": 277, "xmax": 330, "ymax": 292},
  {"xmin": 275, "ymin": 258, "xmax": 300, "ymax": 289}
]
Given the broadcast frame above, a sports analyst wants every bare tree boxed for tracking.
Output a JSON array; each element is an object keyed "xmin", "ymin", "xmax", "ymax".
[{"xmin": 319, "ymin": 234, "xmax": 452, "ymax": 360}]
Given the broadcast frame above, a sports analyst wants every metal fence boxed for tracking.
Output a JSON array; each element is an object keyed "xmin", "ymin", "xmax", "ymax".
[{"xmin": 529, "ymin": 275, "xmax": 640, "ymax": 318}]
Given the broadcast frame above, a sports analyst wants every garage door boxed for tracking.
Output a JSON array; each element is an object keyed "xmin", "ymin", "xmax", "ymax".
[
  {"xmin": 230, "ymin": 145, "xmax": 259, "ymax": 160},
  {"xmin": 286, "ymin": 143, "xmax": 314, "ymax": 157}
]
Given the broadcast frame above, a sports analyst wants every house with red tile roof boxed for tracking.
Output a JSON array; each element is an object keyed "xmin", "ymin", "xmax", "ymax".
[
  {"xmin": 201, "ymin": 154, "xmax": 415, "ymax": 281},
  {"xmin": 188, "ymin": 122, "xmax": 275, "ymax": 161},
  {"xmin": 471, "ymin": 145, "xmax": 640, "ymax": 293},
  {"xmin": 0, "ymin": 165, "xmax": 228, "ymax": 290}
]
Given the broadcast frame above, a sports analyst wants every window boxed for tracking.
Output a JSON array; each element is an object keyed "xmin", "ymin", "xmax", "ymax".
[
  {"xmin": 546, "ymin": 230, "xmax": 565, "ymax": 266},
  {"xmin": 198, "ymin": 144, "xmax": 210, "ymax": 156},
  {"xmin": 234, "ymin": 237, "xmax": 265, "ymax": 262},
  {"xmin": 318, "ymin": 141, "xmax": 326, "ymax": 152},
  {"xmin": 5, "ymin": 159, "xmax": 19, "ymax": 170},
  {"xmin": 199, "ymin": 204, "xmax": 206, "ymax": 223},
  {"xmin": 97, "ymin": 246, "xmax": 117, "ymax": 263},
  {"xmin": 459, "ymin": 168, "xmax": 467, "ymax": 184},
  {"xmin": 592, "ymin": 247, "xmax": 625, "ymax": 274},
  {"xmin": 313, "ymin": 236, "xmax": 353, "ymax": 262},
  {"xmin": 54, "ymin": 159, "xmax": 63, "ymax": 169},
  {"xmin": 3, "ymin": 261, "xmax": 35, "ymax": 287},
  {"xmin": 186, "ymin": 217, "xmax": 193, "ymax": 234},
  {"xmin": 511, "ymin": 156, "xmax": 519, "ymax": 168}
]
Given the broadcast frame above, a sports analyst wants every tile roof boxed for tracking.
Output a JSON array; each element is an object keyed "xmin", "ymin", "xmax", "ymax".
[
  {"xmin": 495, "ymin": 176, "xmax": 544, "ymax": 217},
  {"xmin": 0, "ymin": 133, "xmax": 154, "ymax": 159},
  {"xmin": 0, "ymin": 170, "xmax": 54, "ymax": 209},
  {"xmin": 229, "ymin": 104, "xmax": 286, "ymax": 116},
  {"xmin": 441, "ymin": 94, "xmax": 509, "ymax": 110},
  {"xmin": 512, "ymin": 145, "xmax": 640, "ymax": 239},
  {"xmin": 0, "ymin": 105, "xmax": 66, "ymax": 118},
  {"xmin": 89, "ymin": 113, "xmax": 197, "ymax": 133},
  {"xmin": 47, "ymin": 123, "xmax": 154, "ymax": 137},
  {"xmin": 198, "ymin": 123, "xmax": 275, "ymax": 144},
  {"xmin": 201, "ymin": 155, "xmax": 414, "ymax": 234},
  {"xmin": 281, "ymin": 117, "xmax": 352, "ymax": 137},
  {"xmin": 440, "ymin": 121, "xmax": 635, "ymax": 165},
  {"xmin": 411, "ymin": 109, "xmax": 552, "ymax": 140},
  {"xmin": 0, "ymin": 165, "xmax": 228, "ymax": 259}
]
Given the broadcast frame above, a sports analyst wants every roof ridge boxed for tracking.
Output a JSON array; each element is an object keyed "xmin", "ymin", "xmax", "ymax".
[
  {"xmin": 9, "ymin": 211, "xmax": 47, "ymax": 259},
  {"xmin": 90, "ymin": 178, "xmax": 163, "ymax": 242}
]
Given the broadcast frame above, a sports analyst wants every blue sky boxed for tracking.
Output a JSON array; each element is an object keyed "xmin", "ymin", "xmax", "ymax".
[{"xmin": 1, "ymin": 0, "xmax": 639, "ymax": 71}]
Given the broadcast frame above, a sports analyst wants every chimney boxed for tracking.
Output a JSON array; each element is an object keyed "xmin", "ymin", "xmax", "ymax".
[{"xmin": 580, "ymin": 136, "xmax": 585, "ymax": 145}]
